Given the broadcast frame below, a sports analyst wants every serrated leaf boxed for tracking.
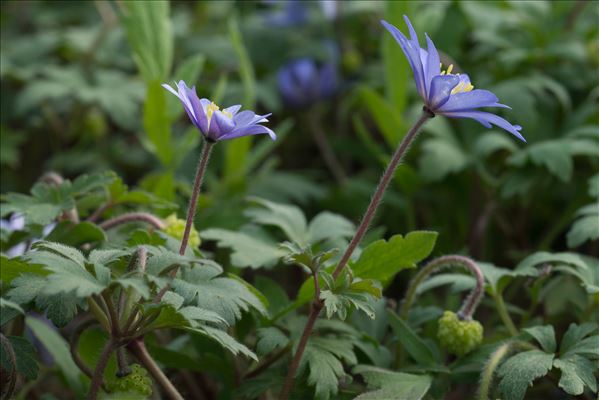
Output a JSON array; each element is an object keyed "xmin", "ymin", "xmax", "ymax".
[
  {"xmin": 26, "ymin": 316, "xmax": 84, "ymax": 394},
  {"xmin": 419, "ymin": 137, "xmax": 469, "ymax": 181},
  {"xmin": 116, "ymin": 277, "xmax": 151, "ymax": 300},
  {"xmin": 559, "ymin": 323, "xmax": 599, "ymax": 355},
  {"xmin": 202, "ymin": 228, "xmax": 287, "ymax": 269},
  {"xmin": 567, "ymin": 203, "xmax": 599, "ymax": 248},
  {"xmin": 245, "ymin": 197, "xmax": 308, "ymax": 245},
  {"xmin": 497, "ymin": 350, "xmax": 554, "ymax": 400},
  {"xmin": 172, "ymin": 266, "xmax": 266, "ymax": 325},
  {"xmin": 1, "ymin": 336, "xmax": 38, "ymax": 380},
  {"xmin": 353, "ymin": 365, "xmax": 432, "ymax": 400},
  {"xmin": 44, "ymin": 221, "xmax": 106, "ymax": 247},
  {"xmin": 307, "ymin": 212, "xmax": 355, "ymax": 244},
  {"xmin": 352, "ymin": 232, "xmax": 437, "ymax": 285},
  {"xmin": 191, "ymin": 326, "xmax": 257, "ymax": 361},
  {"xmin": 554, "ymin": 355, "xmax": 597, "ymax": 395},
  {"xmin": 0, "ymin": 255, "xmax": 48, "ymax": 285},
  {"xmin": 523, "ymin": 325, "xmax": 556, "ymax": 353},
  {"xmin": 256, "ymin": 327, "xmax": 289, "ymax": 355}
]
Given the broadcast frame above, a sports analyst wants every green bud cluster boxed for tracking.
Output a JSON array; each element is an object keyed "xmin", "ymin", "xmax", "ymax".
[
  {"xmin": 106, "ymin": 363, "xmax": 153, "ymax": 397},
  {"xmin": 437, "ymin": 311, "xmax": 483, "ymax": 356},
  {"xmin": 163, "ymin": 214, "xmax": 201, "ymax": 248}
]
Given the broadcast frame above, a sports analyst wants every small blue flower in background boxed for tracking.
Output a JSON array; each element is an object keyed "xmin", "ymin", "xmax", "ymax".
[
  {"xmin": 163, "ymin": 81, "xmax": 276, "ymax": 142},
  {"xmin": 381, "ymin": 16, "xmax": 525, "ymax": 142},
  {"xmin": 278, "ymin": 59, "xmax": 337, "ymax": 109},
  {"xmin": 262, "ymin": 0, "xmax": 308, "ymax": 27}
]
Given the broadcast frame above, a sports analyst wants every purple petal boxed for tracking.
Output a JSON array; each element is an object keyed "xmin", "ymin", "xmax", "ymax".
[
  {"xmin": 219, "ymin": 124, "xmax": 277, "ymax": 141},
  {"xmin": 437, "ymin": 89, "xmax": 510, "ymax": 113},
  {"xmin": 403, "ymin": 15, "xmax": 420, "ymax": 46},
  {"xmin": 381, "ymin": 20, "xmax": 427, "ymax": 99},
  {"xmin": 428, "ymin": 75, "xmax": 460, "ymax": 110},
  {"xmin": 441, "ymin": 110, "xmax": 526, "ymax": 142},
  {"xmin": 319, "ymin": 63, "xmax": 337, "ymax": 99},
  {"xmin": 424, "ymin": 34, "xmax": 440, "ymax": 94},
  {"xmin": 224, "ymin": 105, "xmax": 242, "ymax": 116},
  {"xmin": 234, "ymin": 110, "xmax": 270, "ymax": 128},
  {"xmin": 209, "ymin": 110, "xmax": 235, "ymax": 139}
]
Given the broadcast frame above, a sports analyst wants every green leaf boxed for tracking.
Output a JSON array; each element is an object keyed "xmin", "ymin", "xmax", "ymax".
[
  {"xmin": 201, "ymin": 228, "xmax": 287, "ymax": 269},
  {"xmin": 172, "ymin": 265, "xmax": 267, "ymax": 325},
  {"xmin": 387, "ymin": 310, "xmax": 437, "ymax": 366},
  {"xmin": 245, "ymin": 197, "xmax": 308, "ymax": 245},
  {"xmin": 26, "ymin": 316, "xmax": 84, "ymax": 395},
  {"xmin": 357, "ymin": 86, "xmax": 406, "ymax": 148},
  {"xmin": 508, "ymin": 140, "xmax": 573, "ymax": 182},
  {"xmin": 419, "ymin": 137, "xmax": 469, "ymax": 182},
  {"xmin": 474, "ymin": 131, "xmax": 518, "ymax": 157},
  {"xmin": 256, "ymin": 327, "xmax": 289, "ymax": 356},
  {"xmin": 567, "ymin": 203, "xmax": 599, "ymax": 248},
  {"xmin": 44, "ymin": 221, "xmax": 106, "ymax": 247},
  {"xmin": 553, "ymin": 355, "xmax": 597, "ymax": 396},
  {"xmin": 523, "ymin": 325, "xmax": 556, "ymax": 353},
  {"xmin": 142, "ymin": 81, "xmax": 172, "ymax": 166},
  {"xmin": 0, "ymin": 298, "xmax": 23, "ymax": 326},
  {"xmin": 497, "ymin": 350, "xmax": 554, "ymax": 400},
  {"xmin": 353, "ymin": 365, "xmax": 432, "ymax": 400},
  {"xmin": 559, "ymin": 323, "xmax": 599, "ymax": 355},
  {"xmin": 307, "ymin": 212, "xmax": 355, "ymax": 245},
  {"xmin": 120, "ymin": 0, "xmax": 172, "ymax": 82},
  {"xmin": 1, "ymin": 336, "xmax": 38, "ymax": 380},
  {"xmin": 0, "ymin": 255, "xmax": 48, "ymax": 286},
  {"xmin": 190, "ymin": 326, "xmax": 257, "ymax": 361},
  {"xmin": 352, "ymin": 231, "xmax": 438, "ymax": 285}
]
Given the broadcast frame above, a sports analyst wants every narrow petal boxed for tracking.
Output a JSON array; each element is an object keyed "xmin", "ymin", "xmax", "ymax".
[
  {"xmin": 438, "ymin": 89, "xmax": 510, "ymax": 113},
  {"xmin": 219, "ymin": 124, "xmax": 277, "ymax": 141},
  {"xmin": 186, "ymin": 86, "xmax": 209, "ymax": 133},
  {"xmin": 403, "ymin": 15, "xmax": 420, "ymax": 46},
  {"xmin": 424, "ymin": 33, "xmax": 441, "ymax": 93},
  {"xmin": 428, "ymin": 75, "xmax": 460, "ymax": 110},
  {"xmin": 441, "ymin": 110, "xmax": 526, "ymax": 142},
  {"xmin": 381, "ymin": 20, "xmax": 427, "ymax": 99},
  {"xmin": 209, "ymin": 110, "xmax": 236, "ymax": 139},
  {"xmin": 161, "ymin": 83, "xmax": 179, "ymax": 97},
  {"xmin": 224, "ymin": 105, "xmax": 242, "ymax": 116},
  {"xmin": 234, "ymin": 111, "xmax": 271, "ymax": 128}
]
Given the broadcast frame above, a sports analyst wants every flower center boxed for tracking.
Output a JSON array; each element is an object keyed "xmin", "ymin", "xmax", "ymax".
[
  {"xmin": 440, "ymin": 64, "xmax": 475, "ymax": 94},
  {"xmin": 206, "ymin": 102, "xmax": 233, "ymax": 128}
]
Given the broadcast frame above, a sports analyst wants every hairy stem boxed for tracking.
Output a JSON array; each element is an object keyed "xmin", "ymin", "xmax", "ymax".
[
  {"xmin": 178, "ymin": 141, "xmax": 214, "ymax": 257},
  {"xmin": 155, "ymin": 141, "xmax": 214, "ymax": 302},
  {"xmin": 492, "ymin": 292, "xmax": 519, "ymax": 337},
  {"xmin": 280, "ymin": 111, "xmax": 432, "ymax": 400},
  {"xmin": 400, "ymin": 255, "xmax": 485, "ymax": 320},
  {"xmin": 128, "ymin": 339, "xmax": 184, "ymax": 400},
  {"xmin": 87, "ymin": 338, "xmax": 115, "ymax": 400},
  {"xmin": 119, "ymin": 247, "xmax": 147, "ymax": 327},
  {"xmin": 99, "ymin": 212, "xmax": 165, "ymax": 231},
  {"xmin": 306, "ymin": 112, "xmax": 347, "ymax": 185},
  {"xmin": 478, "ymin": 341, "xmax": 536, "ymax": 400},
  {"xmin": 87, "ymin": 297, "xmax": 110, "ymax": 333},
  {"xmin": 332, "ymin": 109, "xmax": 432, "ymax": 280}
]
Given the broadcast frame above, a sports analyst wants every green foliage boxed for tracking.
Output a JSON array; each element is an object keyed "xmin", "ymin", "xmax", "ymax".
[
  {"xmin": 387, "ymin": 310, "xmax": 438, "ymax": 366},
  {"xmin": 353, "ymin": 365, "xmax": 432, "ymax": 400},
  {"xmin": 497, "ymin": 350, "xmax": 555, "ymax": 400},
  {"xmin": 351, "ymin": 231, "xmax": 437, "ymax": 285},
  {"xmin": 0, "ymin": 335, "xmax": 38, "ymax": 380}
]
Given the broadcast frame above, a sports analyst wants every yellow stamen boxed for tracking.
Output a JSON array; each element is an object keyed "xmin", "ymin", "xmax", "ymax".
[
  {"xmin": 205, "ymin": 102, "xmax": 232, "ymax": 128},
  {"xmin": 446, "ymin": 64, "xmax": 454, "ymax": 74}
]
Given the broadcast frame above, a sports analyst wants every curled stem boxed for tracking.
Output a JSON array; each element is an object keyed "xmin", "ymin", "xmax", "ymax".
[
  {"xmin": 87, "ymin": 338, "xmax": 115, "ymax": 400},
  {"xmin": 478, "ymin": 341, "xmax": 536, "ymax": 400},
  {"xmin": 279, "ymin": 110, "xmax": 432, "ymax": 400},
  {"xmin": 128, "ymin": 339, "xmax": 184, "ymax": 400},
  {"xmin": 70, "ymin": 316, "xmax": 98, "ymax": 380},
  {"xmin": 0, "ymin": 333, "xmax": 17, "ymax": 400},
  {"xmin": 99, "ymin": 212, "xmax": 165, "ymax": 231},
  {"xmin": 400, "ymin": 255, "xmax": 485, "ymax": 321}
]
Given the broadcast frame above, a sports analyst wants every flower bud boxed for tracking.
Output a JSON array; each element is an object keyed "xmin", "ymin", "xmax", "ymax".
[{"xmin": 437, "ymin": 310, "xmax": 483, "ymax": 356}]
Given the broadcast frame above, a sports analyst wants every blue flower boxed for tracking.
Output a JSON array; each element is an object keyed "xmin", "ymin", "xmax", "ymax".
[
  {"xmin": 162, "ymin": 81, "xmax": 276, "ymax": 142},
  {"xmin": 381, "ymin": 16, "xmax": 525, "ymax": 142},
  {"xmin": 278, "ymin": 58, "xmax": 337, "ymax": 108},
  {"xmin": 262, "ymin": 0, "xmax": 308, "ymax": 27}
]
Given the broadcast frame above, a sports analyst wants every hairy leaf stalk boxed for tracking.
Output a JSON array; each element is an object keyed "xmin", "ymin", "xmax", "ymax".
[
  {"xmin": 279, "ymin": 110, "xmax": 433, "ymax": 400},
  {"xmin": 98, "ymin": 212, "xmax": 166, "ymax": 231},
  {"xmin": 400, "ymin": 254, "xmax": 485, "ymax": 321}
]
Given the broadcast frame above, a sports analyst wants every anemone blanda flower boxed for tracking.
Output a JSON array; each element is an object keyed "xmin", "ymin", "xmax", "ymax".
[
  {"xmin": 277, "ymin": 58, "xmax": 337, "ymax": 108},
  {"xmin": 162, "ymin": 81, "xmax": 276, "ymax": 142},
  {"xmin": 381, "ymin": 16, "xmax": 525, "ymax": 142}
]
